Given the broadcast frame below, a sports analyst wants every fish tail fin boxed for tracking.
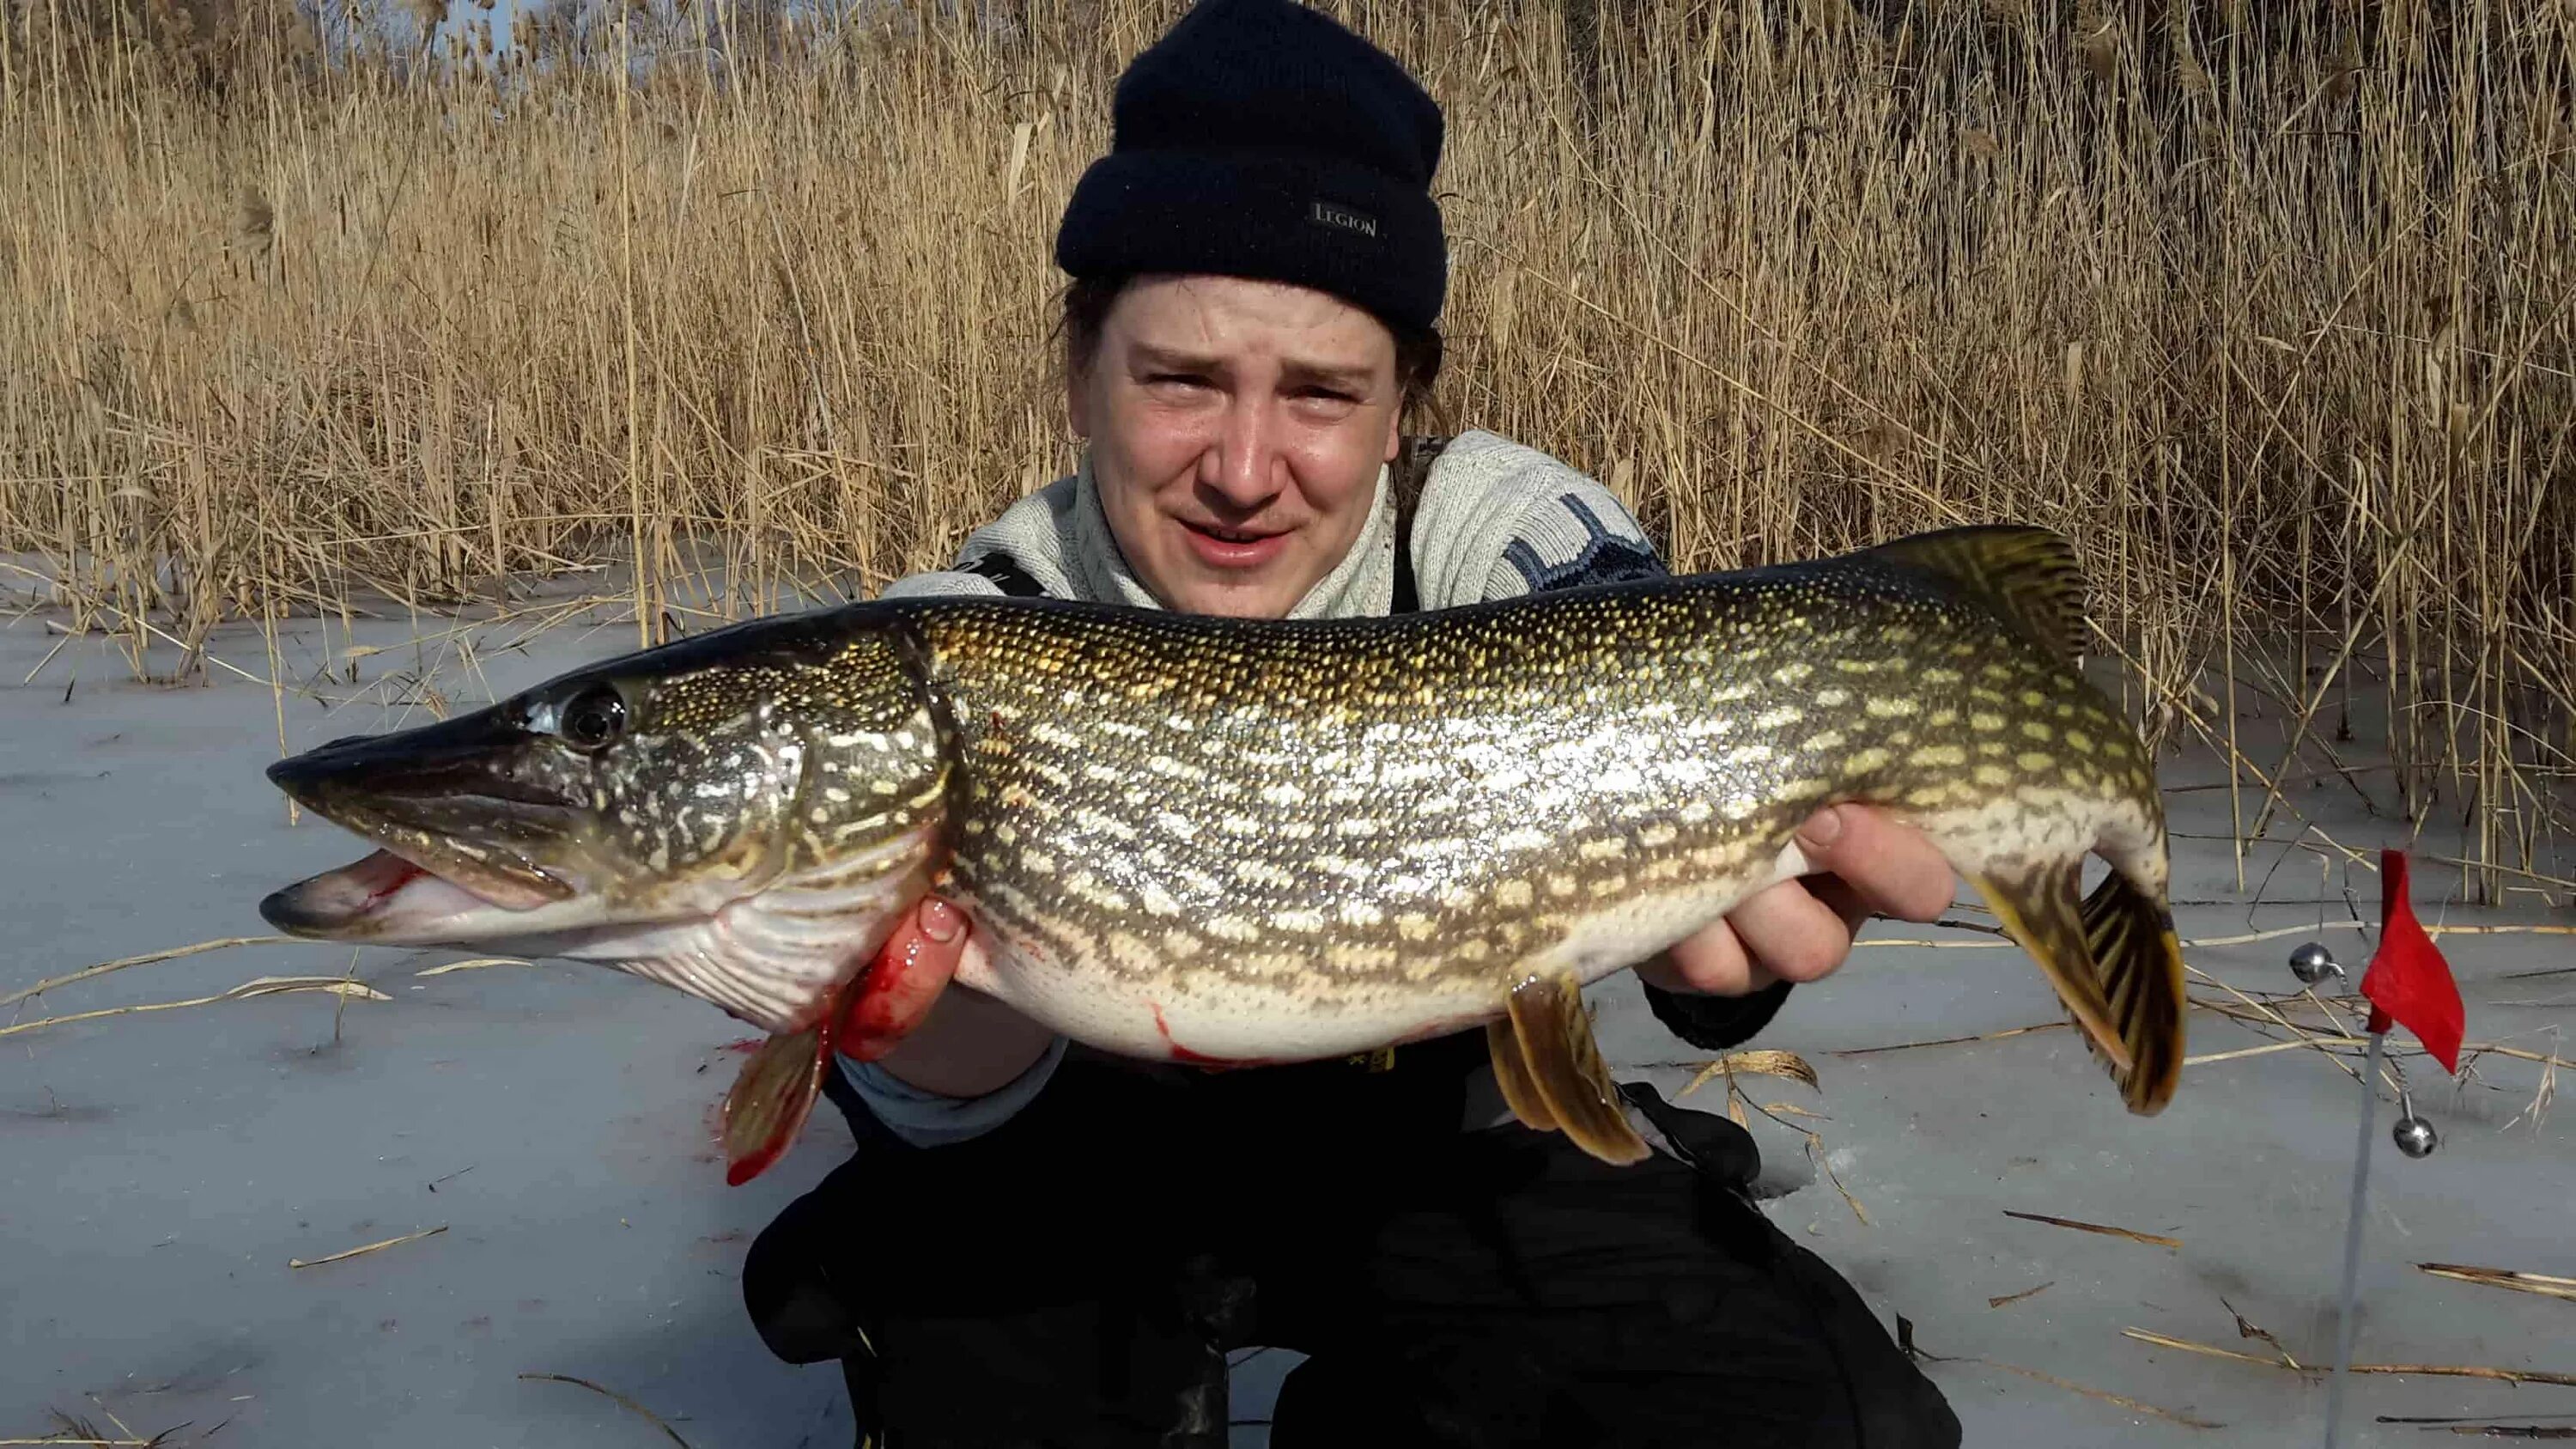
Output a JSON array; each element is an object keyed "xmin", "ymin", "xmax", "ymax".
[
  {"xmin": 1503, "ymin": 971, "xmax": 1650, "ymax": 1166},
  {"xmin": 1967, "ymin": 860, "xmax": 2134, "ymax": 1077},
  {"xmin": 1486, "ymin": 1017, "xmax": 1559, "ymax": 1134},
  {"xmin": 2079, "ymin": 865, "xmax": 2188, "ymax": 1115}
]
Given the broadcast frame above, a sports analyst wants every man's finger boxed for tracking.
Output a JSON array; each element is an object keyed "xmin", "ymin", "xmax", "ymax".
[
  {"xmin": 1795, "ymin": 805, "xmax": 1957, "ymax": 922},
  {"xmin": 1722, "ymin": 878, "xmax": 1853, "ymax": 984},
  {"xmin": 1648, "ymin": 928, "xmax": 1775, "ymax": 996},
  {"xmin": 836, "ymin": 896, "xmax": 972, "ymax": 1061}
]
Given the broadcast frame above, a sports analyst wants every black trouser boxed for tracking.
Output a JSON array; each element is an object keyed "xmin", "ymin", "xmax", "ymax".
[{"xmin": 744, "ymin": 1042, "xmax": 1961, "ymax": 1449}]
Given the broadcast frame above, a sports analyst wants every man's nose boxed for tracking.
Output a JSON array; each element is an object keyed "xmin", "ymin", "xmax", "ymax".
[{"xmin": 1200, "ymin": 402, "xmax": 1279, "ymax": 509}]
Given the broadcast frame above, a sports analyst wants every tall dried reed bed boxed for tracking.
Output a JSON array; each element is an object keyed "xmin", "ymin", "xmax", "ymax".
[{"xmin": 3, "ymin": 0, "xmax": 2571, "ymax": 894}]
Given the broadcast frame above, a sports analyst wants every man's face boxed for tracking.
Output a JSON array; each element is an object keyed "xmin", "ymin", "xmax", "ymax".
[{"xmin": 1068, "ymin": 274, "xmax": 1405, "ymax": 619}]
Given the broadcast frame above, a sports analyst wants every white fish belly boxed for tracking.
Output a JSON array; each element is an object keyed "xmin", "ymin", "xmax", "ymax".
[{"xmin": 955, "ymin": 841, "xmax": 1815, "ymax": 1065}]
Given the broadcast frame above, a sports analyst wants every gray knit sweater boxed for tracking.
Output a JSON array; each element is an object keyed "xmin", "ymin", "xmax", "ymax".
[{"xmin": 844, "ymin": 429, "xmax": 1687, "ymax": 1147}]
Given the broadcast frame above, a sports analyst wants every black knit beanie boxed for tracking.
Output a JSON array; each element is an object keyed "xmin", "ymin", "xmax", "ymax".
[{"xmin": 1054, "ymin": 0, "xmax": 1448, "ymax": 333}]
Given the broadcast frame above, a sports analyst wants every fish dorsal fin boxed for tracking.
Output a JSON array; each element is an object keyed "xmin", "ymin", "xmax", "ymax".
[{"xmin": 1862, "ymin": 525, "xmax": 2089, "ymax": 663}]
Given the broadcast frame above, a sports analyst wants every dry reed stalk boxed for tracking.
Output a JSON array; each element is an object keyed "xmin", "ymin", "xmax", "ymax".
[
  {"xmin": 2417, "ymin": 1263, "xmax": 2576, "ymax": 1305},
  {"xmin": 288, "ymin": 1222, "xmax": 447, "ymax": 1269},
  {"xmin": 0, "ymin": 975, "xmax": 386, "ymax": 1040},
  {"xmin": 2, "ymin": 0, "xmax": 2570, "ymax": 886},
  {"xmin": 2001, "ymin": 1209, "xmax": 2182, "ymax": 1251},
  {"xmin": 2123, "ymin": 1328, "xmax": 2576, "ymax": 1388},
  {"xmin": 0, "ymin": 935, "xmax": 292, "ymax": 1010},
  {"xmin": 516, "ymin": 1373, "xmax": 694, "ymax": 1449}
]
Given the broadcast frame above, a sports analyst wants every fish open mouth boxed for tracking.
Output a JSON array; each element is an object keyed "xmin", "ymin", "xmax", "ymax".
[{"xmin": 260, "ymin": 844, "xmax": 562, "ymax": 941}]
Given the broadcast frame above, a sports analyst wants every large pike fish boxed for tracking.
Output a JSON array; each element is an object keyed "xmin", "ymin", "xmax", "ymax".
[{"xmin": 259, "ymin": 525, "xmax": 2186, "ymax": 1183}]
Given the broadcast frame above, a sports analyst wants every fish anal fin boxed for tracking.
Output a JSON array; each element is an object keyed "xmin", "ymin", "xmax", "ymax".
[
  {"xmin": 2081, "ymin": 868, "xmax": 2189, "ymax": 1115},
  {"xmin": 1967, "ymin": 861, "xmax": 2135, "ymax": 1076},
  {"xmin": 1486, "ymin": 1016, "xmax": 1559, "ymax": 1134},
  {"xmin": 1862, "ymin": 525, "xmax": 2088, "ymax": 663},
  {"xmin": 1505, "ymin": 971, "xmax": 1650, "ymax": 1166}
]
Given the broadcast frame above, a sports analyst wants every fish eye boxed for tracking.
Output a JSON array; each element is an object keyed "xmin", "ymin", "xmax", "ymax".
[{"xmin": 557, "ymin": 685, "xmax": 628, "ymax": 751}]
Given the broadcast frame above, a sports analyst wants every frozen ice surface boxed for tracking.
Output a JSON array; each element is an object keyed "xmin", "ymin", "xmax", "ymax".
[{"xmin": 3, "ymin": 591, "xmax": 2569, "ymax": 1447}]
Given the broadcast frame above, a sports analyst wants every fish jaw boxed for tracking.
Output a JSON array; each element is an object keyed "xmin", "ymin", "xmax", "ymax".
[{"xmin": 262, "ymin": 812, "xmax": 947, "ymax": 1036}]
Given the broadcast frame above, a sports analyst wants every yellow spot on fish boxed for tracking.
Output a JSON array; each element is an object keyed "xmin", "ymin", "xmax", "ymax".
[
  {"xmin": 1971, "ymin": 712, "xmax": 2006, "ymax": 732},
  {"xmin": 1497, "ymin": 880, "xmax": 1534, "ymax": 909},
  {"xmin": 1206, "ymin": 916, "xmax": 1261, "ymax": 944},
  {"xmin": 1578, "ymin": 837, "xmax": 1627, "ymax": 861},
  {"xmin": 1801, "ymin": 730, "xmax": 1846, "ymax": 753},
  {"xmin": 1162, "ymin": 930, "xmax": 1202, "ymax": 960},
  {"xmin": 1273, "ymin": 910, "xmax": 1327, "ymax": 935},
  {"xmin": 1845, "ymin": 747, "xmax": 1891, "ymax": 773},
  {"xmin": 1772, "ymin": 662, "xmax": 1814, "ymax": 685},
  {"xmin": 1023, "ymin": 849, "xmax": 1056, "ymax": 875},
  {"xmin": 1261, "ymin": 782, "xmax": 1306, "ymax": 807},
  {"xmin": 2020, "ymin": 691, "xmax": 2050, "ymax": 709},
  {"xmin": 1066, "ymin": 871, "xmax": 1126, "ymax": 912},
  {"xmin": 1920, "ymin": 667, "xmax": 1960, "ymax": 685},
  {"xmin": 1754, "ymin": 706, "xmax": 1802, "ymax": 729},
  {"xmin": 2021, "ymin": 721, "xmax": 2053, "ymax": 741},
  {"xmin": 1639, "ymin": 823, "xmax": 1680, "ymax": 848},
  {"xmin": 1139, "ymin": 882, "xmax": 1183, "ymax": 916},
  {"xmin": 1974, "ymin": 764, "xmax": 2013, "ymax": 787},
  {"xmin": 1397, "ymin": 913, "xmax": 1436, "ymax": 942},
  {"xmin": 1865, "ymin": 696, "xmax": 1918, "ymax": 718},
  {"xmin": 1911, "ymin": 744, "xmax": 1968, "ymax": 768},
  {"xmin": 2017, "ymin": 752, "xmax": 2055, "ymax": 771},
  {"xmin": 2064, "ymin": 729, "xmax": 2093, "ymax": 753},
  {"xmin": 1327, "ymin": 944, "xmax": 1399, "ymax": 974},
  {"xmin": 1338, "ymin": 900, "xmax": 1384, "ymax": 929},
  {"xmin": 1814, "ymin": 687, "xmax": 1851, "ymax": 708},
  {"xmin": 1548, "ymin": 874, "xmax": 1579, "ymax": 898}
]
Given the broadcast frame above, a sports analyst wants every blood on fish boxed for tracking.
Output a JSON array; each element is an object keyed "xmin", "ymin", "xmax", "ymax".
[{"xmin": 1148, "ymin": 1002, "xmax": 1273, "ymax": 1070}]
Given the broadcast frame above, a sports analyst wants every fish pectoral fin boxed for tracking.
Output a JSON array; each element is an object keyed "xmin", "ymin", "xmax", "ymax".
[
  {"xmin": 1486, "ymin": 1016, "xmax": 1558, "ymax": 1134},
  {"xmin": 2081, "ymin": 868, "xmax": 2189, "ymax": 1116},
  {"xmin": 1504, "ymin": 971, "xmax": 1651, "ymax": 1166},
  {"xmin": 1968, "ymin": 861, "xmax": 2135, "ymax": 1077},
  {"xmin": 1861, "ymin": 525, "xmax": 2088, "ymax": 664}
]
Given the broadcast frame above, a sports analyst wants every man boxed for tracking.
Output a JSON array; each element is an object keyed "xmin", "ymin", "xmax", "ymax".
[{"xmin": 744, "ymin": 3, "xmax": 1965, "ymax": 1444}]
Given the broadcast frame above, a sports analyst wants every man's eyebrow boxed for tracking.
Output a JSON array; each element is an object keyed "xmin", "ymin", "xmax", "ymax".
[
  {"xmin": 1127, "ymin": 344, "xmax": 1379, "ymax": 391},
  {"xmin": 1280, "ymin": 358, "xmax": 1377, "ymax": 392},
  {"xmin": 1131, "ymin": 344, "xmax": 1226, "ymax": 374}
]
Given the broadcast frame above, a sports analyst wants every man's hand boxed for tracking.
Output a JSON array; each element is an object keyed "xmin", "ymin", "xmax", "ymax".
[
  {"xmin": 1639, "ymin": 804, "xmax": 1956, "ymax": 997},
  {"xmin": 853, "ymin": 897, "xmax": 1063, "ymax": 1098}
]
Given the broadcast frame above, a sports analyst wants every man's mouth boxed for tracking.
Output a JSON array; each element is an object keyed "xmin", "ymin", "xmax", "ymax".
[{"xmin": 1178, "ymin": 518, "xmax": 1291, "ymax": 568}]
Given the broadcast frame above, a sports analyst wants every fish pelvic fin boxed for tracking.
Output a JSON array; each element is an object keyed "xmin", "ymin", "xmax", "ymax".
[
  {"xmin": 1504, "ymin": 971, "xmax": 1651, "ymax": 1166},
  {"xmin": 1862, "ymin": 525, "xmax": 2088, "ymax": 664},
  {"xmin": 2080, "ymin": 867, "xmax": 2188, "ymax": 1115},
  {"xmin": 1486, "ymin": 1016, "xmax": 1559, "ymax": 1134},
  {"xmin": 721, "ymin": 1020, "xmax": 832, "ymax": 1186},
  {"xmin": 1967, "ymin": 861, "xmax": 2134, "ymax": 1077}
]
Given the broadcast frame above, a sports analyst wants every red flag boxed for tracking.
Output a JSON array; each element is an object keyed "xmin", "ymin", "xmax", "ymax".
[{"xmin": 2360, "ymin": 849, "xmax": 2466, "ymax": 1074}]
